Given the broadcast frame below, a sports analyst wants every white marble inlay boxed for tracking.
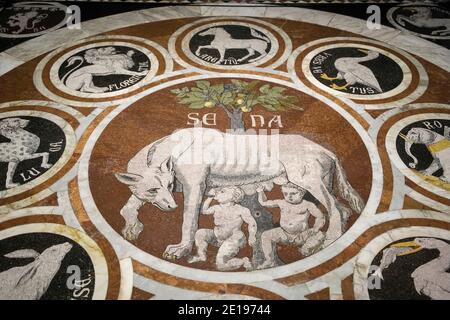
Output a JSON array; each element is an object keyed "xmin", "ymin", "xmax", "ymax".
[
  {"xmin": 118, "ymin": 258, "xmax": 134, "ymax": 300},
  {"xmin": 264, "ymin": 7, "xmax": 336, "ymax": 26},
  {"xmin": 0, "ymin": 100, "xmax": 85, "ymax": 122},
  {"xmin": 406, "ymin": 187, "xmax": 450, "ymax": 213},
  {"xmin": 0, "ymin": 206, "xmax": 61, "ymax": 224},
  {"xmin": 201, "ymin": 5, "xmax": 267, "ymax": 18},
  {"xmin": 0, "ymin": 52, "xmax": 24, "ymax": 76}
]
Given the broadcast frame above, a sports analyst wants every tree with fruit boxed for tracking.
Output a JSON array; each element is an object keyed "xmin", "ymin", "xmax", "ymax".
[{"xmin": 171, "ymin": 79, "xmax": 302, "ymax": 132}]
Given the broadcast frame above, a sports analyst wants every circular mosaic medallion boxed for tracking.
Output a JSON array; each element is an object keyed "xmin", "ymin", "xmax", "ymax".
[
  {"xmin": 386, "ymin": 112, "xmax": 450, "ymax": 199},
  {"xmin": 388, "ymin": 4, "xmax": 450, "ymax": 40},
  {"xmin": 0, "ymin": 223, "xmax": 108, "ymax": 300},
  {"xmin": 34, "ymin": 35, "xmax": 171, "ymax": 107},
  {"xmin": 353, "ymin": 226, "xmax": 450, "ymax": 300},
  {"xmin": 185, "ymin": 22, "xmax": 276, "ymax": 67},
  {"xmin": 368, "ymin": 236, "xmax": 450, "ymax": 300},
  {"xmin": 0, "ymin": 2, "xmax": 68, "ymax": 38},
  {"xmin": 307, "ymin": 46, "xmax": 405, "ymax": 97},
  {"xmin": 288, "ymin": 37, "xmax": 428, "ymax": 109},
  {"xmin": 0, "ymin": 109, "xmax": 76, "ymax": 199},
  {"xmin": 52, "ymin": 44, "xmax": 155, "ymax": 98},
  {"xmin": 301, "ymin": 43, "xmax": 411, "ymax": 100},
  {"xmin": 169, "ymin": 17, "xmax": 292, "ymax": 71}
]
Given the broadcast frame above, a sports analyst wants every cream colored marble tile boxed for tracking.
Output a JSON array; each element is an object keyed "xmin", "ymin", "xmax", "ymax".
[
  {"xmin": 201, "ymin": 5, "xmax": 267, "ymax": 17},
  {"xmin": 0, "ymin": 52, "xmax": 24, "ymax": 77},
  {"xmin": 264, "ymin": 7, "xmax": 335, "ymax": 26}
]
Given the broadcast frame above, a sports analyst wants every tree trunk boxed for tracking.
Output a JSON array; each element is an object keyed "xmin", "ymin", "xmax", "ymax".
[
  {"xmin": 219, "ymin": 104, "xmax": 245, "ymax": 133},
  {"xmin": 229, "ymin": 108, "xmax": 245, "ymax": 133}
]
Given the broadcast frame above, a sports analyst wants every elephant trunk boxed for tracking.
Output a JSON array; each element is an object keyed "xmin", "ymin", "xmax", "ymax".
[{"xmin": 405, "ymin": 141, "xmax": 418, "ymax": 169}]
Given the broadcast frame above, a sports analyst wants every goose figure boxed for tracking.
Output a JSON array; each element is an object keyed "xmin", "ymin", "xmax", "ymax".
[
  {"xmin": 372, "ymin": 237, "xmax": 450, "ymax": 300},
  {"xmin": 320, "ymin": 49, "xmax": 382, "ymax": 92}
]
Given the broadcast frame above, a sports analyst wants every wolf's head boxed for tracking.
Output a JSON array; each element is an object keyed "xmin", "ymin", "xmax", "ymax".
[{"xmin": 115, "ymin": 145, "xmax": 178, "ymax": 211}]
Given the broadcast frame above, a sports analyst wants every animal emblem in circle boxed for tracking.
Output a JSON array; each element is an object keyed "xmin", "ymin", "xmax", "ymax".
[
  {"xmin": 400, "ymin": 126, "xmax": 450, "ymax": 184},
  {"xmin": 60, "ymin": 47, "xmax": 149, "ymax": 93},
  {"xmin": 0, "ymin": 242, "xmax": 72, "ymax": 300},
  {"xmin": 320, "ymin": 50, "xmax": 382, "ymax": 92},
  {"xmin": 0, "ymin": 118, "xmax": 53, "ymax": 190},
  {"xmin": 371, "ymin": 238, "xmax": 450, "ymax": 300},
  {"xmin": 195, "ymin": 27, "xmax": 271, "ymax": 65},
  {"xmin": 6, "ymin": 11, "xmax": 48, "ymax": 34},
  {"xmin": 396, "ymin": 7, "xmax": 450, "ymax": 36}
]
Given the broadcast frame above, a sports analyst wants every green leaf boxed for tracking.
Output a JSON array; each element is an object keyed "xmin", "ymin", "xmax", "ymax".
[
  {"xmin": 259, "ymin": 84, "xmax": 270, "ymax": 94},
  {"xmin": 247, "ymin": 81, "xmax": 259, "ymax": 91},
  {"xmin": 190, "ymin": 91, "xmax": 208, "ymax": 99},
  {"xmin": 231, "ymin": 79, "xmax": 244, "ymax": 87},
  {"xmin": 264, "ymin": 97, "xmax": 279, "ymax": 105},
  {"xmin": 250, "ymin": 98, "xmax": 259, "ymax": 107},
  {"xmin": 285, "ymin": 96, "xmax": 298, "ymax": 103},
  {"xmin": 221, "ymin": 91, "xmax": 234, "ymax": 105},
  {"xmin": 171, "ymin": 87, "xmax": 190, "ymax": 98},
  {"xmin": 191, "ymin": 87, "xmax": 204, "ymax": 93},
  {"xmin": 180, "ymin": 96, "xmax": 205, "ymax": 105},
  {"xmin": 189, "ymin": 101, "xmax": 206, "ymax": 109},
  {"xmin": 271, "ymin": 86, "xmax": 286, "ymax": 94},
  {"xmin": 196, "ymin": 80, "xmax": 211, "ymax": 91},
  {"xmin": 231, "ymin": 79, "xmax": 250, "ymax": 92},
  {"xmin": 211, "ymin": 84, "xmax": 224, "ymax": 97},
  {"xmin": 259, "ymin": 103, "xmax": 278, "ymax": 111}
]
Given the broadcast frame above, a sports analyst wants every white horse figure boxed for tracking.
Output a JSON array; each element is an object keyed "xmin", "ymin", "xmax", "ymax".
[{"xmin": 195, "ymin": 27, "xmax": 270, "ymax": 64}]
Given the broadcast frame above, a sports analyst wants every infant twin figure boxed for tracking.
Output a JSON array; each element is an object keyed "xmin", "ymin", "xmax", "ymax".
[{"xmin": 187, "ymin": 182, "xmax": 326, "ymax": 271}]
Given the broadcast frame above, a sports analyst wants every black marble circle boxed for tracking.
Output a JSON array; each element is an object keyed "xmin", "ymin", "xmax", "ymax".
[
  {"xmin": 392, "ymin": 5, "xmax": 450, "ymax": 38},
  {"xmin": 0, "ymin": 232, "xmax": 95, "ymax": 300},
  {"xmin": 58, "ymin": 45, "xmax": 151, "ymax": 93},
  {"xmin": 0, "ymin": 115, "xmax": 67, "ymax": 191},
  {"xmin": 0, "ymin": 2, "xmax": 66, "ymax": 36},
  {"xmin": 309, "ymin": 47, "xmax": 404, "ymax": 96},
  {"xmin": 395, "ymin": 118, "xmax": 449, "ymax": 179},
  {"xmin": 368, "ymin": 237, "xmax": 450, "ymax": 300},
  {"xmin": 189, "ymin": 24, "xmax": 272, "ymax": 66}
]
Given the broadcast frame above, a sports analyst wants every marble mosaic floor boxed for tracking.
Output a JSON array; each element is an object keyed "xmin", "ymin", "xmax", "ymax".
[{"xmin": 0, "ymin": 1, "xmax": 449, "ymax": 300}]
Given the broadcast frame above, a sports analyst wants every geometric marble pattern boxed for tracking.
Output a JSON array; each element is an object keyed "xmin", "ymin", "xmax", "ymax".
[{"xmin": 0, "ymin": 2, "xmax": 449, "ymax": 300}]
